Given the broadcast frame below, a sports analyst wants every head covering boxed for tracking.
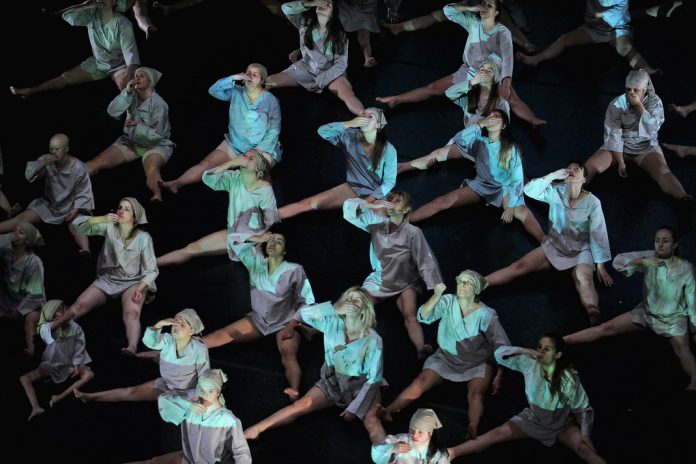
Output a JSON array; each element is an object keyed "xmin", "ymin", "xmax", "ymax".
[
  {"xmin": 136, "ymin": 67, "xmax": 163, "ymax": 88},
  {"xmin": 455, "ymin": 269, "xmax": 487, "ymax": 295},
  {"xmin": 176, "ymin": 308, "xmax": 205, "ymax": 335},
  {"xmin": 120, "ymin": 197, "xmax": 148, "ymax": 225},
  {"xmin": 116, "ymin": 0, "xmax": 135, "ymax": 13},
  {"xmin": 38, "ymin": 299, "xmax": 65, "ymax": 327},
  {"xmin": 198, "ymin": 369, "xmax": 228, "ymax": 405},
  {"xmin": 18, "ymin": 222, "xmax": 44, "ymax": 248},
  {"xmin": 366, "ymin": 107, "xmax": 387, "ymax": 129},
  {"xmin": 625, "ymin": 69, "xmax": 655, "ymax": 100},
  {"xmin": 409, "ymin": 408, "xmax": 443, "ymax": 433},
  {"xmin": 480, "ymin": 59, "xmax": 502, "ymax": 83}
]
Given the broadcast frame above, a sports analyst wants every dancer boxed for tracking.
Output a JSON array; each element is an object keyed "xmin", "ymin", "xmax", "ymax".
[
  {"xmin": 74, "ymin": 308, "xmax": 208, "ymax": 402},
  {"xmin": 584, "ymin": 69, "xmax": 690, "ymax": 200},
  {"xmin": 279, "ymin": 108, "xmax": 396, "ymax": 220},
  {"xmin": 516, "ymin": 0, "xmax": 660, "ymax": 76},
  {"xmin": 274, "ymin": 1, "xmax": 364, "ymax": 115},
  {"xmin": 0, "ymin": 223, "xmax": 45, "ymax": 357},
  {"xmin": 343, "ymin": 191, "xmax": 443, "ymax": 358},
  {"xmin": 485, "ymin": 162, "xmax": 613, "ymax": 325},
  {"xmin": 58, "ymin": 197, "xmax": 158, "ymax": 354},
  {"xmin": 19, "ymin": 300, "xmax": 94, "ymax": 421},
  {"xmin": 88, "ymin": 67, "xmax": 174, "ymax": 202},
  {"xmin": 371, "ymin": 408, "xmax": 450, "ymax": 463},
  {"xmin": 0, "ymin": 134, "xmax": 93, "ymax": 255},
  {"xmin": 448, "ymin": 334, "xmax": 605, "ymax": 463},
  {"xmin": 160, "ymin": 63, "xmax": 281, "ymax": 194},
  {"xmin": 243, "ymin": 287, "xmax": 387, "ymax": 444},
  {"xmin": 156, "ymin": 150, "xmax": 278, "ymax": 266},
  {"xmin": 10, "ymin": 0, "xmax": 139, "ymax": 98},
  {"xmin": 129, "ymin": 369, "xmax": 252, "ymax": 464},
  {"xmin": 565, "ymin": 226, "xmax": 696, "ymax": 390},
  {"xmin": 203, "ymin": 232, "xmax": 316, "ymax": 401},
  {"xmin": 407, "ymin": 111, "xmax": 546, "ymax": 244},
  {"xmin": 338, "ymin": 0, "xmax": 380, "ymax": 68},
  {"xmin": 378, "ymin": 271, "xmax": 509, "ymax": 439}
]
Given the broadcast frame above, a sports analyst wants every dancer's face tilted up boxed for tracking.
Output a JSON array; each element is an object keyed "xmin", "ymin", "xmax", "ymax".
[{"xmin": 654, "ymin": 229, "xmax": 677, "ymax": 259}]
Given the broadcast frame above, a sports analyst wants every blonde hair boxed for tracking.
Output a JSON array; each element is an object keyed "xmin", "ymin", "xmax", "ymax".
[
  {"xmin": 336, "ymin": 286, "xmax": 376, "ymax": 336},
  {"xmin": 248, "ymin": 63, "xmax": 268, "ymax": 86}
]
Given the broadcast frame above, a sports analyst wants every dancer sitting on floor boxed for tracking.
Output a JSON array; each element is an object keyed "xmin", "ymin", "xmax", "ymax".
[{"xmin": 371, "ymin": 408, "xmax": 450, "ymax": 463}]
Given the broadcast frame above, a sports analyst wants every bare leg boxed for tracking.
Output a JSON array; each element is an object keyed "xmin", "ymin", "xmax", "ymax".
[
  {"xmin": 499, "ymin": 6, "xmax": 536, "ymax": 53},
  {"xmin": 513, "ymin": 205, "xmax": 546, "ymax": 244},
  {"xmin": 74, "ymin": 379, "xmax": 161, "ymax": 403},
  {"xmin": 669, "ymin": 335, "xmax": 696, "ymax": 390},
  {"xmin": 557, "ymin": 424, "xmax": 607, "ymax": 464},
  {"xmin": 380, "ymin": 369, "xmax": 443, "ymax": 421},
  {"xmin": 142, "ymin": 153, "xmax": 167, "ymax": 202},
  {"xmin": 564, "ymin": 312, "xmax": 640, "ymax": 344},
  {"xmin": 124, "ymin": 451, "xmax": 185, "ymax": 464},
  {"xmin": 631, "ymin": 1, "xmax": 683, "ymax": 19},
  {"xmin": 244, "ymin": 386, "xmax": 334, "ymax": 439},
  {"xmin": 256, "ymin": 0, "xmax": 284, "ymax": 16},
  {"xmin": 156, "ymin": 229, "xmax": 227, "ymax": 266},
  {"xmin": 0, "ymin": 190, "xmax": 12, "ymax": 215},
  {"xmin": 357, "ymin": 29, "xmax": 377, "ymax": 68},
  {"xmin": 203, "ymin": 317, "xmax": 264, "ymax": 348},
  {"xmin": 160, "ymin": 149, "xmax": 228, "ymax": 194},
  {"xmin": 279, "ymin": 183, "xmax": 357, "ymax": 220},
  {"xmin": 397, "ymin": 144, "xmax": 460, "ymax": 175},
  {"xmin": 266, "ymin": 72, "xmax": 301, "ymax": 89},
  {"xmin": 611, "ymin": 35, "xmax": 661, "ymax": 76},
  {"xmin": 448, "ymin": 421, "xmax": 528, "ymax": 458},
  {"xmin": 382, "ymin": 9, "xmax": 445, "ymax": 35},
  {"xmin": 571, "ymin": 264, "xmax": 600, "ymax": 324},
  {"xmin": 0, "ymin": 208, "xmax": 41, "ymax": 233},
  {"xmin": 121, "ymin": 285, "xmax": 146, "ymax": 354},
  {"xmin": 275, "ymin": 329, "xmax": 302, "ymax": 401},
  {"xmin": 507, "ymin": 86, "xmax": 546, "ymax": 128},
  {"xmin": 516, "ymin": 27, "xmax": 593, "ymax": 67},
  {"xmin": 19, "ymin": 368, "xmax": 48, "ymax": 421},
  {"xmin": 395, "ymin": 288, "xmax": 429, "ymax": 357},
  {"xmin": 87, "ymin": 145, "xmax": 129, "ymax": 177},
  {"xmin": 662, "ymin": 143, "xmax": 696, "ymax": 158},
  {"xmin": 50, "ymin": 368, "xmax": 95, "ymax": 407},
  {"xmin": 636, "ymin": 151, "xmax": 689, "ymax": 199},
  {"xmin": 68, "ymin": 222, "xmax": 90, "ymax": 255},
  {"xmin": 409, "ymin": 186, "xmax": 481, "ymax": 223},
  {"xmin": 363, "ymin": 391, "xmax": 387, "ymax": 444},
  {"xmin": 133, "ymin": 0, "xmax": 157, "ymax": 38},
  {"xmin": 376, "ymin": 75, "xmax": 453, "ymax": 108},
  {"xmin": 67, "ymin": 284, "xmax": 109, "ymax": 320},
  {"xmin": 668, "ymin": 100, "xmax": 696, "ymax": 118},
  {"xmin": 23, "ymin": 310, "xmax": 39, "ymax": 358},
  {"xmin": 328, "ymin": 76, "xmax": 364, "ymax": 115},
  {"xmin": 10, "ymin": 65, "xmax": 95, "ymax": 98},
  {"xmin": 485, "ymin": 246, "xmax": 551, "ymax": 287},
  {"xmin": 583, "ymin": 148, "xmax": 615, "ymax": 183},
  {"xmin": 466, "ymin": 364, "xmax": 495, "ymax": 439}
]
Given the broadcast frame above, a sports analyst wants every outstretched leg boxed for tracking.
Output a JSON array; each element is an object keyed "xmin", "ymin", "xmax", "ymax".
[
  {"xmin": 379, "ymin": 369, "xmax": 443, "ymax": 421},
  {"xmin": 23, "ymin": 310, "xmax": 39, "ymax": 358},
  {"xmin": 160, "ymin": 148, "xmax": 229, "ymax": 194},
  {"xmin": 278, "ymin": 183, "xmax": 357, "ymax": 220},
  {"xmin": 571, "ymin": 264, "xmax": 601, "ymax": 324},
  {"xmin": 19, "ymin": 368, "xmax": 48, "ymax": 421},
  {"xmin": 142, "ymin": 153, "xmax": 168, "ymax": 202},
  {"xmin": 507, "ymin": 86, "xmax": 547, "ymax": 128},
  {"xmin": 121, "ymin": 285, "xmax": 147, "ymax": 354},
  {"xmin": 668, "ymin": 99, "xmax": 696, "ymax": 118},
  {"xmin": 485, "ymin": 246, "xmax": 551, "ymax": 287},
  {"xmin": 74, "ymin": 379, "xmax": 161, "ymax": 403},
  {"xmin": 203, "ymin": 317, "xmax": 264, "ymax": 348},
  {"xmin": 397, "ymin": 144, "xmax": 460, "ymax": 175},
  {"xmin": 328, "ymin": 76, "xmax": 364, "ymax": 115},
  {"xmin": 610, "ymin": 35, "xmax": 661, "ymax": 76},
  {"xmin": 376, "ymin": 75, "xmax": 453, "ymax": 108},
  {"xmin": 448, "ymin": 421, "xmax": 528, "ymax": 459},
  {"xmin": 87, "ymin": 145, "xmax": 130, "ymax": 177},
  {"xmin": 513, "ymin": 205, "xmax": 546, "ymax": 244},
  {"xmin": 662, "ymin": 143, "xmax": 696, "ymax": 158},
  {"xmin": 50, "ymin": 367, "xmax": 95, "ymax": 408},
  {"xmin": 68, "ymin": 223, "xmax": 90, "ymax": 255},
  {"xmin": 395, "ymin": 288, "xmax": 430, "ymax": 358},
  {"xmin": 636, "ymin": 151, "xmax": 689, "ymax": 199},
  {"xmin": 357, "ymin": 29, "xmax": 377, "ymax": 68},
  {"xmin": 124, "ymin": 450, "xmax": 184, "ymax": 464},
  {"xmin": 631, "ymin": 1, "xmax": 683, "ymax": 19},
  {"xmin": 363, "ymin": 392, "xmax": 386, "ymax": 444},
  {"xmin": 409, "ymin": 186, "xmax": 481, "ymax": 223},
  {"xmin": 583, "ymin": 148, "xmax": 615, "ymax": 183},
  {"xmin": 275, "ymin": 328, "xmax": 303, "ymax": 401},
  {"xmin": 156, "ymin": 229, "xmax": 227, "ymax": 267},
  {"xmin": 382, "ymin": 9, "xmax": 445, "ymax": 35},
  {"xmin": 564, "ymin": 312, "xmax": 640, "ymax": 344},
  {"xmin": 133, "ymin": 0, "xmax": 157, "ymax": 38},
  {"xmin": 466, "ymin": 363, "xmax": 495, "ymax": 439},
  {"xmin": 10, "ymin": 65, "xmax": 95, "ymax": 98},
  {"xmin": 516, "ymin": 27, "xmax": 593, "ymax": 67},
  {"xmin": 67, "ymin": 285, "xmax": 109, "ymax": 321},
  {"xmin": 557, "ymin": 424, "xmax": 607, "ymax": 464},
  {"xmin": 0, "ymin": 209, "xmax": 41, "ymax": 233},
  {"xmin": 669, "ymin": 335, "xmax": 696, "ymax": 390}
]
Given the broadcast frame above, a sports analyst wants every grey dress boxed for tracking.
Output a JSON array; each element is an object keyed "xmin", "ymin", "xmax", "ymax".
[
  {"xmin": 343, "ymin": 198, "xmax": 442, "ymax": 298},
  {"xmin": 158, "ymin": 393, "xmax": 252, "ymax": 464},
  {"xmin": 603, "ymin": 93, "xmax": 664, "ymax": 157},
  {"xmin": 38, "ymin": 321, "xmax": 92, "ymax": 383},
  {"xmin": 419, "ymin": 295, "xmax": 510, "ymax": 382},
  {"xmin": 73, "ymin": 217, "xmax": 159, "ymax": 299},
  {"xmin": 613, "ymin": 251, "xmax": 696, "ymax": 336},
  {"xmin": 25, "ymin": 157, "xmax": 94, "ymax": 224},
  {"xmin": 282, "ymin": 2, "xmax": 349, "ymax": 90},
  {"xmin": 338, "ymin": 0, "xmax": 379, "ymax": 33},
  {"xmin": 143, "ymin": 327, "xmax": 210, "ymax": 392},
  {"xmin": 443, "ymin": 5, "xmax": 513, "ymax": 84},
  {"xmin": 232, "ymin": 242, "xmax": 315, "ymax": 335},
  {"xmin": 524, "ymin": 178, "xmax": 611, "ymax": 270},
  {"xmin": 496, "ymin": 346, "xmax": 595, "ymax": 447},
  {"xmin": 300, "ymin": 301, "xmax": 388, "ymax": 419},
  {"xmin": 0, "ymin": 235, "xmax": 46, "ymax": 316}
]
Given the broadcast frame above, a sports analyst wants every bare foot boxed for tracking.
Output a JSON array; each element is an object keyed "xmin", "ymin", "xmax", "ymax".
[
  {"xmin": 417, "ymin": 344, "xmax": 434, "ymax": 360},
  {"xmin": 244, "ymin": 426, "xmax": 261, "ymax": 440},
  {"xmin": 74, "ymin": 389, "xmax": 92, "ymax": 403},
  {"xmin": 78, "ymin": 249, "xmax": 91, "ymax": 258},
  {"xmin": 49, "ymin": 395, "xmax": 61, "ymax": 408},
  {"xmin": 375, "ymin": 404, "xmax": 393, "ymax": 422},
  {"xmin": 9, "ymin": 86, "xmax": 32, "ymax": 99},
  {"xmin": 364, "ymin": 56, "xmax": 378, "ymax": 68},
  {"xmin": 646, "ymin": 68, "xmax": 663, "ymax": 77},
  {"xmin": 28, "ymin": 407, "xmax": 45, "ymax": 421},
  {"xmin": 381, "ymin": 21, "xmax": 403, "ymax": 35},
  {"xmin": 121, "ymin": 347, "xmax": 137, "ymax": 357},
  {"xmin": 9, "ymin": 203, "xmax": 22, "ymax": 217},
  {"xmin": 668, "ymin": 104, "xmax": 690, "ymax": 119},
  {"xmin": 410, "ymin": 157, "xmax": 436, "ymax": 171},
  {"xmin": 466, "ymin": 423, "xmax": 478, "ymax": 440},
  {"xmin": 515, "ymin": 51, "xmax": 537, "ymax": 67},
  {"xmin": 283, "ymin": 387, "xmax": 300, "ymax": 402},
  {"xmin": 661, "ymin": 142, "xmax": 693, "ymax": 158},
  {"xmin": 158, "ymin": 179, "xmax": 179, "ymax": 194},
  {"xmin": 150, "ymin": 192, "xmax": 162, "ymax": 203},
  {"xmin": 145, "ymin": 25, "xmax": 158, "ymax": 40},
  {"xmin": 586, "ymin": 307, "xmax": 601, "ymax": 326},
  {"xmin": 531, "ymin": 118, "xmax": 547, "ymax": 129},
  {"xmin": 521, "ymin": 41, "xmax": 538, "ymax": 54},
  {"xmin": 375, "ymin": 96, "xmax": 399, "ymax": 108}
]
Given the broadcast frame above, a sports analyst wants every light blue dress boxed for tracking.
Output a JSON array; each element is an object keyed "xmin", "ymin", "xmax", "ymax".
[
  {"xmin": 209, "ymin": 77, "xmax": 282, "ymax": 163},
  {"xmin": 372, "ymin": 433, "xmax": 450, "ymax": 464},
  {"xmin": 581, "ymin": 0, "xmax": 632, "ymax": 43}
]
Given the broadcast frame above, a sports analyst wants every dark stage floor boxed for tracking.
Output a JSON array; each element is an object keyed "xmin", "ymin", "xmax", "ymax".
[{"xmin": 2, "ymin": 1, "xmax": 696, "ymax": 463}]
